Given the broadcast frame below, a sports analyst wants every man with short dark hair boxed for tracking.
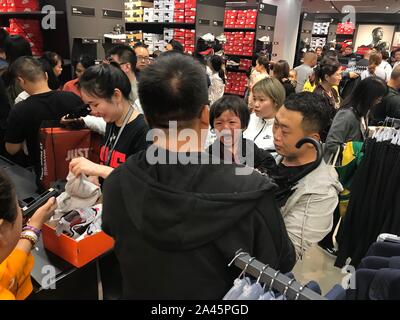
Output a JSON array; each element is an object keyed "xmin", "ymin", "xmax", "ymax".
[
  {"xmin": 372, "ymin": 65, "xmax": 400, "ymax": 123},
  {"xmin": 4, "ymin": 56, "xmax": 83, "ymax": 188},
  {"xmin": 272, "ymin": 92, "xmax": 342, "ymax": 259},
  {"xmin": 102, "ymin": 53, "xmax": 296, "ymax": 299},
  {"xmin": 108, "ymin": 45, "xmax": 138, "ymax": 103},
  {"xmin": 133, "ymin": 43, "xmax": 150, "ymax": 75}
]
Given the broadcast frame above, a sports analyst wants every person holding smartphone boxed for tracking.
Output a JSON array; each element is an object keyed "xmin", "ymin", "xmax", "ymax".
[{"xmin": 0, "ymin": 169, "xmax": 57, "ymax": 300}]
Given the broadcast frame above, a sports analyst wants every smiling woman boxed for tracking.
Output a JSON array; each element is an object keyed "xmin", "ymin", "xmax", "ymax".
[{"xmin": 68, "ymin": 63, "xmax": 149, "ymax": 181}]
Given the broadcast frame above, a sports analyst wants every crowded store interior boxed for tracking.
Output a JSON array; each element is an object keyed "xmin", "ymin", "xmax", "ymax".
[{"xmin": 0, "ymin": 0, "xmax": 400, "ymax": 301}]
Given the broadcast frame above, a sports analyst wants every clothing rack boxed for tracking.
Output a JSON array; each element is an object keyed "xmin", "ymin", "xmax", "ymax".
[
  {"xmin": 232, "ymin": 252, "xmax": 327, "ymax": 300},
  {"xmin": 382, "ymin": 117, "xmax": 400, "ymax": 129}
]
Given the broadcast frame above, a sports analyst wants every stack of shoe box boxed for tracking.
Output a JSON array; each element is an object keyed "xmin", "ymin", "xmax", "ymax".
[
  {"xmin": 336, "ymin": 22, "xmax": 355, "ymax": 35},
  {"xmin": 225, "ymin": 72, "xmax": 247, "ymax": 96},
  {"xmin": 138, "ymin": 0, "xmax": 196, "ymax": 23},
  {"xmin": 239, "ymin": 59, "xmax": 252, "ymax": 70},
  {"xmin": 125, "ymin": 1, "xmax": 153, "ymax": 22},
  {"xmin": 173, "ymin": 28, "xmax": 195, "ymax": 53},
  {"xmin": 224, "ymin": 9, "xmax": 257, "ymax": 29},
  {"xmin": 143, "ymin": 33, "xmax": 164, "ymax": 53},
  {"xmin": 0, "ymin": 0, "xmax": 43, "ymax": 57},
  {"xmin": 223, "ymin": 31, "xmax": 255, "ymax": 56}
]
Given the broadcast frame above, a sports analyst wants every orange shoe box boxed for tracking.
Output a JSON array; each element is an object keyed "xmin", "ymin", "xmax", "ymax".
[{"xmin": 42, "ymin": 223, "xmax": 115, "ymax": 268}]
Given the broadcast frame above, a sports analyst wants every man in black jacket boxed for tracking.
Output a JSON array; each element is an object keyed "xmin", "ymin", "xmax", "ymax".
[
  {"xmin": 372, "ymin": 65, "xmax": 400, "ymax": 124},
  {"xmin": 102, "ymin": 53, "xmax": 296, "ymax": 300}
]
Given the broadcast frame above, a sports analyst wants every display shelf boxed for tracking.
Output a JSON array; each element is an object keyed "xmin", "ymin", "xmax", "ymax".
[
  {"xmin": 125, "ymin": 22, "xmax": 196, "ymax": 33},
  {"xmin": 226, "ymin": 67, "xmax": 248, "ymax": 73},
  {"xmin": 225, "ymin": 53, "xmax": 253, "ymax": 58},
  {"xmin": 224, "ymin": 27, "xmax": 256, "ymax": 32},
  {"xmin": 0, "ymin": 11, "xmax": 65, "ymax": 26}
]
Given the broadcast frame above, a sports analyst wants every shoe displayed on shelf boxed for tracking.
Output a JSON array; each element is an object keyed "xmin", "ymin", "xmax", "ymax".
[
  {"xmin": 226, "ymin": 60, "xmax": 240, "ymax": 67},
  {"xmin": 216, "ymin": 34, "xmax": 227, "ymax": 43},
  {"xmin": 201, "ymin": 33, "xmax": 215, "ymax": 42},
  {"xmin": 258, "ymin": 36, "xmax": 270, "ymax": 43}
]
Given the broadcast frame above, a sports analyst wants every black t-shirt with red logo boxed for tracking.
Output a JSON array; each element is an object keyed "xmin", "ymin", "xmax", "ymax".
[{"xmin": 100, "ymin": 114, "xmax": 149, "ymax": 169}]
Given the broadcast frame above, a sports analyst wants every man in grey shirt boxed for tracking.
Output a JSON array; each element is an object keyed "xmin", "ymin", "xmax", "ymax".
[{"xmin": 294, "ymin": 52, "xmax": 317, "ymax": 93}]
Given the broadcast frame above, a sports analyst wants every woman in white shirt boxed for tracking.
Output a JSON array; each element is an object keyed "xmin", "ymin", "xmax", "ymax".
[
  {"xmin": 244, "ymin": 77, "xmax": 286, "ymax": 155},
  {"xmin": 208, "ymin": 55, "xmax": 226, "ymax": 105}
]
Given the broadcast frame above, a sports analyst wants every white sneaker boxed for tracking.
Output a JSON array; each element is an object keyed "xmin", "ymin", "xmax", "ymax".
[{"xmin": 201, "ymin": 33, "xmax": 215, "ymax": 42}]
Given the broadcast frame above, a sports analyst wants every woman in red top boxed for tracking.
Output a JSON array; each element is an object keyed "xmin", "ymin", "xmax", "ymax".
[{"xmin": 63, "ymin": 55, "xmax": 95, "ymax": 97}]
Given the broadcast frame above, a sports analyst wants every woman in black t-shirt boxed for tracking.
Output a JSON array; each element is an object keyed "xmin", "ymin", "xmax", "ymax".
[{"xmin": 69, "ymin": 63, "xmax": 149, "ymax": 180}]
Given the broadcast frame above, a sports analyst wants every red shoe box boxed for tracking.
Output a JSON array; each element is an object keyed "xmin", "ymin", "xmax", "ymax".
[
  {"xmin": 225, "ymin": 10, "xmax": 237, "ymax": 19},
  {"xmin": 174, "ymin": 2, "xmax": 185, "ymax": 10},
  {"xmin": 185, "ymin": 7, "xmax": 196, "ymax": 15},
  {"xmin": 224, "ymin": 31, "xmax": 255, "ymax": 57},
  {"xmin": 173, "ymin": 36, "xmax": 185, "ymax": 42},
  {"xmin": 184, "ymin": 1, "xmax": 196, "ymax": 9},
  {"xmin": 174, "ymin": 29, "xmax": 185, "ymax": 37},
  {"xmin": 185, "ymin": 16, "xmax": 195, "ymax": 23},
  {"xmin": 7, "ymin": 0, "xmax": 39, "ymax": 11}
]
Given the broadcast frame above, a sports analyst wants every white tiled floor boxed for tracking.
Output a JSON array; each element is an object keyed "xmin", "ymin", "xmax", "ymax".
[{"xmin": 292, "ymin": 245, "xmax": 345, "ymax": 295}]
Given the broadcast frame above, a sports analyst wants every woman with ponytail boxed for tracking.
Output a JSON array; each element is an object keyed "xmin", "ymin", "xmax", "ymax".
[{"xmin": 208, "ymin": 55, "xmax": 226, "ymax": 105}]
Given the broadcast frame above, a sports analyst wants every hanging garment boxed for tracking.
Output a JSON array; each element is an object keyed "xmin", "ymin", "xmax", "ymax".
[
  {"xmin": 365, "ymin": 241, "xmax": 400, "ymax": 258},
  {"xmin": 258, "ymin": 290, "xmax": 277, "ymax": 300},
  {"xmin": 223, "ymin": 277, "xmax": 251, "ymax": 300},
  {"xmin": 358, "ymin": 256, "xmax": 400, "ymax": 270},
  {"xmin": 335, "ymin": 138, "xmax": 400, "ymax": 268},
  {"xmin": 236, "ymin": 281, "xmax": 265, "ymax": 300}
]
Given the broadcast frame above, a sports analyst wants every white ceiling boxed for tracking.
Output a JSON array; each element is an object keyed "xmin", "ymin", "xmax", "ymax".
[{"xmin": 302, "ymin": 0, "xmax": 400, "ymax": 13}]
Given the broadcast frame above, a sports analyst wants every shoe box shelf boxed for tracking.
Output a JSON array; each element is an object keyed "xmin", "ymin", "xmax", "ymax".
[
  {"xmin": 223, "ymin": 1, "xmax": 277, "ymax": 97},
  {"xmin": 0, "ymin": 0, "xmax": 68, "ymax": 58},
  {"xmin": 124, "ymin": 0, "xmax": 226, "ymax": 54}
]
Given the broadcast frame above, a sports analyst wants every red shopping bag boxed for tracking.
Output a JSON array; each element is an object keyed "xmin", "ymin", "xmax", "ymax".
[{"xmin": 39, "ymin": 128, "xmax": 92, "ymax": 188}]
